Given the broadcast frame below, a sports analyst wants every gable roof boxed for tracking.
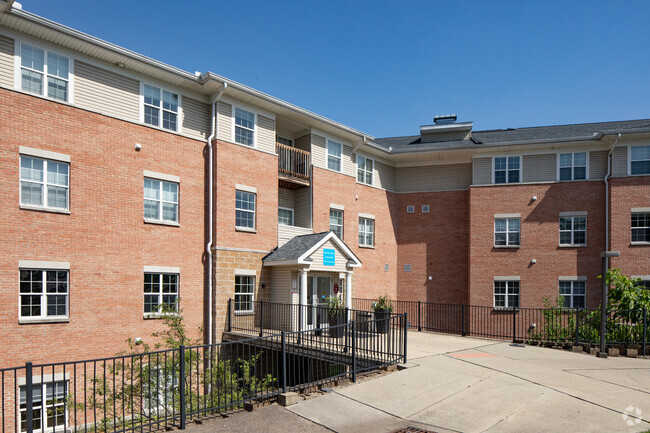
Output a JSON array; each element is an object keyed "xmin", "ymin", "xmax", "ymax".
[{"xmin": 263, "ymin": 231, "xmax": 361, "ymax": 267}]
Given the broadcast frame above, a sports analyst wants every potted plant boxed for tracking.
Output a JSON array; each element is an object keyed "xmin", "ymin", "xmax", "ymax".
[
  {"xmin": 373, "ymin": 295, "xmax": 393, "ymax": 334},
  {"xmin": 326, "ymin": 295, "xmax": 346, "ymax": 338}
]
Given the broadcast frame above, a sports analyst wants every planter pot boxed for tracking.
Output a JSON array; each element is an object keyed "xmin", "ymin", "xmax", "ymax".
[
  {"xmin": 329, "ymin": 310, "xmax": 346, "ymax": 338},
  {"xmin": 374, "ymin": 308, "xmax": 391, "ymax": 334}
]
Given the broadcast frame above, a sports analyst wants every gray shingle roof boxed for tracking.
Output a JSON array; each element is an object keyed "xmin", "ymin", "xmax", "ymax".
[
  {"xmin": 263, "ymin": 231, "xmax": 330, "ymax": 262},
  {"xmin": 373, "ymin": 119, "xmax": 650, "ymax": 153}
]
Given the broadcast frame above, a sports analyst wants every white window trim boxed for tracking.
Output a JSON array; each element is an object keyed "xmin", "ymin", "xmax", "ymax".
[
  {"xmin": 144, "ymin": 177, "xmax": 179, "ymax": 224},
  {"xmin": 329, "ymin": 208, "xmax": 344, "ymax": 239},
  {"xmin": 232, "ymin": 105, "xmax": 257, "ymax": 148},
  {"xmin": 494, "ymin": 218, "xmax": 521, "ymax": 247},
  {"xmin": 493, "ymin": 279, "xmax": 520, "ymax": 309},
  {"xmin": 559, "ymin": 214, "xmax": 587, "ymax": 246},
  {"xmin": 278, "ymin": 206, "xmax": 294, "ymax": 226},
  {"xmin": 143, "ymin": 272, "xmax": 180, "ymax": 316},
  {"xmin": 356, "ymin": 154, "xmax": 374, "ymax": 186},
  {"xmin": 359, "ymin": 216, "xmax": 375, "ymax": 248},
  {"xmin": 326, "ymin": 139, "xmax": 343, "ymax": 173},
  {"xmin": 631, "ymin": 211, "xmax": 650, "ymax": 244},
  {"xmin": 422, "ymin": 205, "xmax": 430, "ymax": 213},
  {"xmin": 556, "ymin": 151, "xmax": 589, "ymax": 181},
  {"xmin": 143, "ymin": 170, "xmax": 180, "ymax": 183},
  {"xmin": 235, "ymin": 184, "xmax": 257, "ymax": 194},
  {"xmin": 234, "ymin": 274, "xmax": 255, "ymax": 314},
  {"xmin": 235, "ymin": 189, "xmax": 256, "ymax": 231},
  {"xmin": 406, "ymin": 205, "xmax": 414, "ymax": 214},
  {"xmin": 139, "ymin": 82, "xmax": 182, "ymax": 133},
  {"xmin": 19, "ymin": 379, "xmax": 69, "ymax": 433},
  {"xmin": 15, "ymin": 40, "xmax": 74, "ymax": 103},
  {"xmin": 19, "ymin": 154, "xmax": 70, "ymax": 212},
  {"xmin": 492, "ymin": 155, "xmax": 522, "ymax": 184},
  {"xmin": 558, "ymin": 279, "xmax": 587, "ymax": 309},
  {"xmin": 19, "ymin": 146, "xmax": 70, "ymax": 163},
  {"xmin": 628, "ymin": 145, "xmax": 650, "ymax": 176},
  {"xmin": 18, "ymin": 268, "xmax": 69, "ymax": 322},
  {"xmin": 330, "ymin": 203, "xmax": 344, "ymax": 211}
]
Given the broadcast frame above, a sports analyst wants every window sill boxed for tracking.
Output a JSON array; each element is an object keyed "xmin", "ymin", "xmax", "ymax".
[
  {"xmin": 236, "ymin": 227, "xmax": 257, "ymax": 233},
  {"xmin": 356, "ymin": 181, "xmax": 374, "ymax": 187},
  {"xmin": 143, "ymin": 313, "xmax": 179, "ymax": 320},
  {"xmin": 19, "ymin": 317, "xmax": 69, "ymax": 324},
  {"xmin": 144, "ymin": 218, "xmax": 180, "ymax": 227},
  {"xmin": 492, "ymin": 307, "xmax": 520, "ymax": 312},
  {"xmin": 493, "ymin": 245, "xmax": 521, "ymax": 249},
  {"xmin": 20, "ymin": 205, "xmax": 70, "ymax": 215},
  {"xmin": 630, "ymin": 241, "xmax": 650, "ymax": 246},
  {"xmin": 234, "ymin": 311, "xmax": 255, "ymax": 316},
  {"xmin": 359, "ymin": 245, "xmax": 375, "ymax": 249},
  {"xmin": 558, "ymin": 244, "xmax": 588, "ymax": 248}
]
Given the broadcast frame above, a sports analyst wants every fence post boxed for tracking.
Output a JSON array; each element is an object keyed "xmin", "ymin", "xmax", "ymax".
[
  {"xmin": 297, "ymin": 303, "xmax": 302, "ymax": 345},
  {"xmin": 179, "ymin": 345, "xmax": 186, "ymax": 429},
  {"xmin": 403, "ymin": 312, "xmax": 408, "ymax": 364},
  {"xmin": 227, "ymin": 299, "xmax": 232, "ymax": 332},
  {"xmin": 417, "ymin": 301, "xmax": 421, "ymax": 332},
  {"xmin": 643, "ymin": 308, "xmax": 647, "ymax": 357},
  {"xmin": 344, "ymin": 307, "xmax": 349, "ymax": 353},
  {"xmin": 575, "ymin": 308, "xmax": 580, "ymax": 347},
  {"xmin": 512, "ymin": 307, "xmax": 517, "ymax": 344},
  {"xmin": 259, "ymin": 301, "xmax": 264, "ymax": 337},
  {"xmin": 25, "ymin": 362, "xmax": 33, "ymax": 433},
  {"xmin": 351, "ymin": 321, "xmax": 356, "ymax": 383},
  {"xmin": 461, "ymin": 305, "xmax": 466, "ymax": 337},
  {"xmin": 281, "ymin": 331, "xmax": 287, "ymax": 394}
]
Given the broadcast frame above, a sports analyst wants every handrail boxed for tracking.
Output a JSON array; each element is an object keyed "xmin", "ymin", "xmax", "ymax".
[{"xmin": 276, "ymin": 142, "xmax": 311, "ymax": 180}]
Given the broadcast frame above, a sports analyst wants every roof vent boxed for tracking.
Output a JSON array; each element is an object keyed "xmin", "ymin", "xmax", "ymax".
[{"xmin": 433, "ymin": 114, "xmax": 457, "ymax": 125}]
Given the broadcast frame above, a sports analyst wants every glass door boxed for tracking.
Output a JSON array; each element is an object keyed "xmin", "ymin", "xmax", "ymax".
[{"xmin": 307, "ymin": 276, "xmax": 331, "ymax": 329}]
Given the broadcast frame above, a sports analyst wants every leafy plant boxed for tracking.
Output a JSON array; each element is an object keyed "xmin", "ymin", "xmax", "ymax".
[
  {"xmin": 373, "ymin": 295, "xmax": 393, "ymax": 313},
  {"xmin": 601, "ymin": 268, "xmax": 650, "ymax": 323},
  {"xmin": 325, "ymin": 295, "xmax": 345, "ymax": 319}
]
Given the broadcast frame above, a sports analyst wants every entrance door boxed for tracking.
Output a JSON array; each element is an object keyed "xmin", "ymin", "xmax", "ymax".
[{"xmin": 306, "ymin": 276, "xmax": 331, "ymax": 328}]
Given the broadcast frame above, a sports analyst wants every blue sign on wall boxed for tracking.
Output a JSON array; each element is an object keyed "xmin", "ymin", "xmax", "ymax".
[{"xmin": 323, "ymin": 248, "xmax": 335, "ymax": 266}]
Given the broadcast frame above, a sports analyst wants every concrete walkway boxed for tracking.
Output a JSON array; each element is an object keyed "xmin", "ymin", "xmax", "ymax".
[{"xmin": 285, "ymin": 331, "xmax": 650, "ymax": 432}]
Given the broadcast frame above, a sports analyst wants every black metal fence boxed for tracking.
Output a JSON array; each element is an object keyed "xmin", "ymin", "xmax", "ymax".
[
  {"xmin": 353, "ymin": 298, "xmax": 648, "ymax": 353},
  {"xmin": 2, "ymin": 313, "xmax": 407, "ymax": 433}
]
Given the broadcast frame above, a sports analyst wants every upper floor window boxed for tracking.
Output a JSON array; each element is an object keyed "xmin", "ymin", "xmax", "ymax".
[
  {"xmin": 144, "ymin": 178, "xmax": 179, "ymax": 223},
  {"xmin": 359, "ymin": 217, "xmax": 375, "ymax": 247},
  {"xmin": 236, "ymin": 190, "xmax": 256, "ymax": 230},
  {"xmin": 20, "ymin": 155, "xmax": 69, "ymax": 211},
  {"xmin": 494, "ymin": 218, "xmax": 520, "ymax": 246},
  {"xmin": 357, "ymin": 155, "xmax": 373, "ymax": 185},
  {"xmin": 327, "ymin": 140, "xmax": 342, "ymax": 172},
  {"xmin": 631, "ymin": 212, "xmax": 650, "ymax": 243},
  {"xmin": 144, "ymin": 273, "xmax": 179, "ymax": 314},
  {"xmin": 143, "ymin": 84, "xmax": 178, "ymax": 131},
  {"xmin": 20, "ymin": 43, "xmax": 70, "ymax": 102},
  {"xmin": 235, "ymin": 107, "xmax": 255, "ymax": 146},
  {"xmin": 494, "ymin": 280, "xmax": 519, "ymax": 308},
  {"xmin": 559, "ymin": 215, "xmax": 587, "ymax": 246},
  {"xmin": 330, "ymin": 208, "xmax": 343, "ymax": 239},
  {"xmin": 559, "ymin": 280, "xmax": 586, "ymax": 309},
  {"xmin": 494, "ymin": 156, "xmax": 520, "ymax": 184},
  {"xmin": 630, "ymin": 146, "xmax": 650, "ymax": 175},
  {"xmin": 20, "ymin": 269, "xmax": 68, "ymax": 319},
  {"xmin": 277, "ymin": 136, "xmax": 293, "ymax": 147},
  {"xmin": 559, "ymin": 152, "xmax": 587, "ymax": 181},
  {"xmin": 278, "ymin": 207, "xmax": 294, "ymax": 226}
]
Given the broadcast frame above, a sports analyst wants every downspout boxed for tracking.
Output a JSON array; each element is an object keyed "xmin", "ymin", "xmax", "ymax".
[
  {"xmin": 206, "ymin": 82, "xmax": 227, "ymax": 345},
  {"xmin": 604, "ymin": 133, "xmax": 621, "ymax": 253},
  {"xmin": 352, "ymin": 136, "xmax": 368, "ymax": 154}
]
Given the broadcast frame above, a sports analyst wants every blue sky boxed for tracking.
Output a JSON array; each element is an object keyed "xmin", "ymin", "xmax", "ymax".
[{"xmin": 19, "ymin": 0, "xmax": 650, "ymax": 138}]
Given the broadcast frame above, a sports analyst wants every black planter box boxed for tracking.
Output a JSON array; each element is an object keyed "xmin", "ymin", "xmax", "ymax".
[
  {"xmin": 374, "ymin": 309, "xmax": 391, "ymax": 334},
  {"xmin": 329, "ymin": 310, "xmax": 346, "ymax": 338}
]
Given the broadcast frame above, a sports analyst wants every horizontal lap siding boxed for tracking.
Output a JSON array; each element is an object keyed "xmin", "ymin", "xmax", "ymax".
[
  {"xmin": 257, "ymin": 115, "xmax": 275, "ymax": 154},
  {"xmin": 612, "ymin": 147, "xmax": 628, "ymax": 177},
  {"xmin": 181, "ymin": 97, "xmax": 210, "ymax": 141},
  {"xmin": 589, "ymin": 150, "xmax": 608, "ymax": 180},
  {"xmin": 0, "ymin": 35, "xmax": 13, "ymax": 88},
  {"xmin": 523, "ymin": 154, "xmax": 556, "ymax": 182},
  {"xmin": 294, "ymin": 187, "xmax": 312, "ymax": 228},
  {"xmin": 74, "ymin": 61, "xmax": 139, "ymax": 122},
  {"xmin": 277, "ymin": 225, "xmax": 313, "ymax": 247},
  {"xmin": 375, "ymin": 160, "xmax": 395, "ymax": 191},
  {"xmin": 295, "ymin": 134, "xmax": 310, "ymax": 153},
  {"xmin": 311, "ymin": 134, "xmax": 326, "ymax": 170},
  {"xmin": 309, "ymin": 240, "xmax": 348, "ymax": 272},
  {"xmin": 473, "ymin": 157, "xmax": 492, "ymax": 185},
  {"xmin": 217, "ymin": 101, "xmax": 232, "ymax": 142},
  {"xmin": 396, "ymin": 163, "xmax": 471, "ymax": 192},
  {"xmin": 278, "ymin": 187, "xmax": 296, "ymax": 209}
]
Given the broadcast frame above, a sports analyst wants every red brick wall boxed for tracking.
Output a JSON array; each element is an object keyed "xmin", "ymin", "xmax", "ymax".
[
  {"xmin": 396, "ymin": 190, "xmax": 469, "ymax": 305},
  {"xmin": 0, "ymin": 89, "xmax": 206, "ymax": 368},
  {"xmin": 469, "ymin": 182, "xmax": 606, "ymax": 308}
]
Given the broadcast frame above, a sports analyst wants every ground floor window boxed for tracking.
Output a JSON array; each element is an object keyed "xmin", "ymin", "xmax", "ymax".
[
  {"xmin": 235, "ymin": 275, "xmax": 255, "ymax": 313},
  {"xmin": 20, "ymin": 381, "xmax": 67, "ymax": 433},
  {"xmin": 494, "ymin": 280, "xmax": 519, "ymax": 308},
  {"xmin": 559, "ymin": 280, "xmax": 586, "ymax": 308},
  {"xmin": 144, "ymin": 273, "xmax": 179, "ymax": 314}
]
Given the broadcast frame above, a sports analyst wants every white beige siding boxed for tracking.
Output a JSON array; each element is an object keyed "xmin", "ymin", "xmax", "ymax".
[
  {"xmin": 375, "ymin": 160, "xmax": 396, "ymax": 191},
  {"xmin": 74, "ymin": 61, "xmax": 139, "ymax": 122},
  {"xmin": 396, "ymin": 163, "xmax": 472, "ymax": 192},
  {"xmin": 308, "ymin": 240, "xmax": 349, "ymax": 272},
  {"xmin": 523, "ymin": 154, "xmax": 556, "ymax": 182},
  {"xmin": 181, "ymin": 97, "xmax": 210, "ymax": 141},
  {"xmin": 612, "ymin": 147, "xmax": 628, "ymax": 177},
  {"xmin": 278, "ymin": 187, "xmax": 296, "ymax": 209},
  {"xmin": 589, "ymin": 150, "xmax": 608, "ymax": 180},
  {"xmin": 0, "ymin": 34, "xmax": 13, "ymax": 88},
  {"xmin": 216, "ymin": 101, "xmax": 232, "ymax": 142},
  {"xmin": 295, "ymin": 134, "xmax": 310, "ymax": 153},
  {"xmin": 269, "ymin": 268, "xmax": 295, "ymax": 330},
  {"xmin": 342, "ymin": 143, "xmax": 354, "ymax": 176},
  {"xmin": 473, "ymin": 157, "xmax": 492, "ymax": 185},
  {"xmin": 257, "ymin": 114, "xmax": 275, "ymax": 153},
  {"xmin": 277, "ymin": 225, "xmax": 313, "ymax": 247},
  {"xmin": 311, "ymin": 134, "xmax": 327, "ymax": 170},
  {"xmin": 294, "ymin": 187, "xmax": 311, "ymax": 228}
]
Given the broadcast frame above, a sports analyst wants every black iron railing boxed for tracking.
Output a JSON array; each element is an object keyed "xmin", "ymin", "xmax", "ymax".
[{"xmin": 2, "ymin": 313, "xmax": 407, "ymax": 433}]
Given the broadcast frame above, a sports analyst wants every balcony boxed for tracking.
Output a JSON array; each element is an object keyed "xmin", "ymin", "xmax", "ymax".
[{"xmin": 277, "ymin": 142, "xmax": 310, "ymax": 189}]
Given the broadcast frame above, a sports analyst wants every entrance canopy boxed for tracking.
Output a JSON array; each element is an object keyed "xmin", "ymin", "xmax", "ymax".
[{"xmin": 263, "ymin": 231, "xmax": 361, "ymax": 270}]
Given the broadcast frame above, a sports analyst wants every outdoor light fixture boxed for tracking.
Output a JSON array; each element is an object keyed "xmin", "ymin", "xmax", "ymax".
[
  {"xmin": 598, "ymin": 250, "xmax": 620, "ymax": 358},
  {"xmin": 135, "ymin": 143, "xmax": 142, "ymax": 151},
  {"xmin": 530, "ymin": 259, "xmax": 537, "ymax": 264},
  {"xmin": 532, "ymin": 196, "xmax": 537, "ymax": 201}
]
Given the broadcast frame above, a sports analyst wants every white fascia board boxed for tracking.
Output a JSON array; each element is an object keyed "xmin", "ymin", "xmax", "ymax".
[{"xmin": 298, "ymin": 232, "xmax": 361, "ymax": 267}]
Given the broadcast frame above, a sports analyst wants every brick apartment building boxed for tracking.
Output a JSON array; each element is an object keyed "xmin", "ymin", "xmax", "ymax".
[{"xmin": 1, "ymin": 0, "xmax": 650, "ymax": 377}]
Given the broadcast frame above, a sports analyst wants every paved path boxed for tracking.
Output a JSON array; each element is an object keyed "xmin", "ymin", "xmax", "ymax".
[{"xmin": 286, "ymin": 331, "xmax": 650, "ymax": 432}]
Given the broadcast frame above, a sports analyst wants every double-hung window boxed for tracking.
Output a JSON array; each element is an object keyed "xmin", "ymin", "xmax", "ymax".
[
  {"xmin": 143, "ymin": 84, "xmax": 179, "ymax": 131},
  {"xmin": 235, "ymin": 190, "xmax": 256, "ymax": 229},
  {"xmin": 357, "ymin": 155, "xmax": 373, "ymax": 185},
  {"xmin": 144, "ymin": 178, "xmax": 179, "ymax": 223},
  {"xmin": 20, "ymin": 156, "xmax": 69, "ymax": 210},
  {"xmin": 20, "ymin": 381, "xmax": 67, "ymax": 433},
  {"xmin": 330, "ymin": 209, "xmax": 343, "ymax": 239},
  {"xmin": 559, "ymin": 152, "xmax": 587, "ymax": 181},
  {"xmin": 559, "ymin": 280, "xmax": 586, "ymax": 309},
  {"xmin": 494, "ymin": 156, "xmax": 520, "ymax": 184},
  {"xmin": 235, "ymin": 275, "xmax": 255, "ymax": 313},
  {"xmin": 327, "ymin": 140, "xmax": 342, "ymax": 172},
  {"xmin": 359, "ymin": 217, "xmax": 374, "ymax": 247},
  {"xmin": 20, "ymin": 269, "xmax": 68, "ymax": 319},
  {"xmin": 630, "ymin": 146, "xmax": 650, "ymax": 175},
  {"xmin": 631, "ymin": 212, "xmax": 650, "ymax": 243},
  {"xmin": 559, "ymin": 215, "xmax": 587, "ymax": 246},
  {"xmin": 234, "ymin": 107, "xmax": 255, "ymax": 146},
  {"xmin": 494, "ymin": 218, "xmax": 520, "ymax": 246},
  {"xmin": 278, "ymin": 207, "xmax": 294, "ymax": 226},
  {"xmin": 20, "ymin": 43, "xmax": 70, "ymax": 102},
  {"xmin": 494, "ymin": 280, "xmax": 519, "ymax": 308},
  {"xmin": 144, "ymin": 273, "xmax": 179, "ymax": 314}
]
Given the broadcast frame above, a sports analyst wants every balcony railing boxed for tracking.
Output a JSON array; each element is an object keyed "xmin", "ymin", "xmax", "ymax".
[{"xmin": 276, "ymin": 142, "xmax": 310, "ymax": 184}]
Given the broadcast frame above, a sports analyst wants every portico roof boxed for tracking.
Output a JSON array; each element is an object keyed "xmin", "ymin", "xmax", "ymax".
[{"xmin": 263, "ymin": 231, "xmax": 361, "ymax": 268}]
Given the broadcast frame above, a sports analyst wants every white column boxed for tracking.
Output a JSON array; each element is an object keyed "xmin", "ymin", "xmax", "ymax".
[
  {"xmin": 346, "ymin": 271, "xmax": 353, "ymax": 321},
  {"xmin": 300, "ymin": 268, "xmax": 308, "ymax": 331}
]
